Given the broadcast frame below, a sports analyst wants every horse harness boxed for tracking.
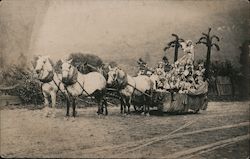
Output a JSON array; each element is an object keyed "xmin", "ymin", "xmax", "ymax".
[
  {"xmin": 39, "ymin": 70, "xmax": 65, "ymax": 95},
  {"xmin": 63, "ymin": 67, "xmax": 92, "ymax": 98}
]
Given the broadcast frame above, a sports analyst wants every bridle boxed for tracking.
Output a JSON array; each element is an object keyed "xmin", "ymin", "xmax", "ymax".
[
  {"xmin": 109, "ymin": 68, "xmax": 118, "ymax": 82},
  {"xmin": 108, "ymin": 68, "xmax": 128, "ymax": 90},
  {"xmin": 36, "ymin": 60, "xmax": 54, "ymax": 83},
  {"xmin": 35, "ymin": 59, "xmax": 65, "ymax": 95}
]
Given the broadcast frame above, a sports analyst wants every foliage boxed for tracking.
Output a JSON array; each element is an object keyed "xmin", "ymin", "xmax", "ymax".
[
  {"xmin": 0, "ymin": 65, "xmax": 43, "ymax": 104},
  {"xmin": 67, "ymin": 53, "xmax": 103, "ymax": 74},
  {"xmin": 210, "ymin": 60, "xmax": 240, "ymax": 79},
  {"xmin": 164, "ymin": 34, "xmax": 184, "ymax": 62},
  {"xmin": 196, "ymin": 28, "xmax": 220, "ymax": 78}
]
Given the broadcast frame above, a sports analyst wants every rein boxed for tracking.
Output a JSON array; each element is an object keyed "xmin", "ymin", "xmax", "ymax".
[
  {"xmin": 77, "ymin": 81, "xmax": 92, "ymax": 97},
  {"xmin": 63, "ymin": 67, "xmax": 78, "ymax": 86}
]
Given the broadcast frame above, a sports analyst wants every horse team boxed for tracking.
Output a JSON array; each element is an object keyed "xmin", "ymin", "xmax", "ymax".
[{"xmin": 34, "ymin": 56, "xmax": 154, "ymax": 118}]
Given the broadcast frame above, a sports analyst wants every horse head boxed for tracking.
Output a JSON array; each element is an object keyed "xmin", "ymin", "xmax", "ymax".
[
  {"xmin": 107, "ymin": 66, "xmax": 127, "ymax": 88},
  {"xmin": 61, "ymin": 59, "xmax": 78, "ymax": 85},
  {"xmin": 34, "ymin": 55, "xmax": 53, "ymax": 80},
  {"xmin": 107, "ymin": 65, "xmax": 118, "ymax": 85}
]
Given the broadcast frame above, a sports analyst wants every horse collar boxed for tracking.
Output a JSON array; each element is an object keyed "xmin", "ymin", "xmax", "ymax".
[
  {"xmin": 64, "ymin": 67, "xmax": 78, "ymax": 86},
  {"xmin": 39, "ymin": 71, "xmax": 54, "ymax": 83}
]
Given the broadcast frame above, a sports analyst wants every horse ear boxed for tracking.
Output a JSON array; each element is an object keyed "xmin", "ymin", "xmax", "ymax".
[
  {"xmin": 108, "ymin": 65, "xmax": 112, "ymax": 70},
  {"xmin": 60, "ymin": 59, "xmax": 65, "ymax": 63}
]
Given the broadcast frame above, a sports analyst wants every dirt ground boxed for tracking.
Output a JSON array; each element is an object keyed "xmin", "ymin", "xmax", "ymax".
[{"xmin": 0, "ymin": 101, "xmax": 249, "ymax": 158}]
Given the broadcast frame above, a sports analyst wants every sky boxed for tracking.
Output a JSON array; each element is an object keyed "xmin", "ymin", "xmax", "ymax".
[{"xmin": 0, "ymin": 0, "xmax": 249, "ymax": 70}]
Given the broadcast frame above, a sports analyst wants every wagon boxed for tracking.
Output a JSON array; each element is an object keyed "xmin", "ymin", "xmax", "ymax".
[
  {"xmin": 107, "ymin": 87, "xmax": 208, "ymax": 114},
  {"xmin": 151, "ymin": 90, "xmax": 208, "ymax": 113}
]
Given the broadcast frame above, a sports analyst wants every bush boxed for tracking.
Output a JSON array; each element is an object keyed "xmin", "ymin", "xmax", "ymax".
[
  {"xmin": 0, "ymin": 65, "xmax": 43, "ymax": 104},
  {"xmin": 67, "ymin": 53, "xmax": 103, "ymax": 74}
]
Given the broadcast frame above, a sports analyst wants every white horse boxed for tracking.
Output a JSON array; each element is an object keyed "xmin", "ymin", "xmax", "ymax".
[
  {"xmin": 34, "ymin": 56, "xmax": 69, "ymax": 117},
  {"xmin": 61, "ymin": 59, "xmax": 108, "ymax": 117},
  {"xmin": 107, "ymin": 66, "xmax": 153, "ymax": 115}
]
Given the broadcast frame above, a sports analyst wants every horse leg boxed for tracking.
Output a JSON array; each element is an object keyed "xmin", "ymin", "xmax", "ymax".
[
  {"xmin": 65, "ymin": 95, "xmax": 70, "ymax": 117},
  {"xmin": 145, "ymin": 102, "xmax": 150, "ymax": 116},
  {"xmin": 120, "ymin": 97, "xmax": 124, "ymax": 114},
  {"xmin": 142, "ymin": 95, "xmax": 148, "ymax": 116},
  {"xmin": 50, "ymin": 91, "xmax": 57, "ymax": 118},
  {"xmin": 123, "ymin": 97, "xmax": 128, "ymax": 114},
  {"xmin": 146, "ymin": 91, "xmax": 151, "ymax": 116},
  {"xmin": 126, "ymin": 97, "xmax": 131, "ymax": 115},
  {"xmin": 43, "ymin": 92, "xmax": 50, "ymax": 117},
  {"xmin": 103, "ymin": 98, "xmax": 108, "ymax": 115},
  {"xmin": 120, "ymin": 96, "xmax": 126, "ymax": 114},
  {"xmin": 96, "ymin": 98, "xmax": 102, "ymax": 115},
  {"xmin": 72, "ymin": 97, "xmax": 76, "ymax": 117},
  {"xmin": 133, "ymin": 105, "xmax": 137, "ymax": 112}
]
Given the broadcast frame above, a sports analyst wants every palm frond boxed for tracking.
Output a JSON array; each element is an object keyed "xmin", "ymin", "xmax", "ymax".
[
  {"xmin": 167, "ymin": 41, "xmax": 176, "ymax": 46},
  {"xmin": 196, "ymin": 41, "xmax": 208, "ymax": 45},
  {"xmin": 171, "ymin": 34, "xmax": 178, "ymax": 39},
  {"xmin": 170, "ymin": 43, "xmax": 175, "ymax": 47},
  {"xmin": 208, "ymin": 27, "xmax": 212, "ymax": 34},
  {"xmin": 198, "ymin": 36, "xmax": 207, "ymax": 42},
  {"xmin": 202, "ymin": 33, "xmax": 209, "ymax": 38},
  {"xmin": 178, "ymin": 38, "xmax": 185, "ymax": 42},
  {"xmin": 212, "ymin": 43, "xmax": 220, "ymax": 51},
  {"xmin": 211, "ymin": 35, "xmax": 220, "ymax": 42},
  {"xmin": 163, "ymin": 46, "xmax": 170, "ymax": 51}
]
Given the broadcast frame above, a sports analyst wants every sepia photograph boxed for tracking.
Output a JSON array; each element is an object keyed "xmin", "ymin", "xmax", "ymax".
[{"xmin": 0, "ymin": 0, "xmax": 249, "ymax": 158}]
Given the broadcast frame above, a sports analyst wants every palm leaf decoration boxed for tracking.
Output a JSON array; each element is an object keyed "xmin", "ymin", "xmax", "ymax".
[
  {"xmin": 163, "ymin": 34, "xmax": 184, "ymax": 62},
  {"xmin": 196, "ymin": 27, "xmax": 220, "ymax": 78}
]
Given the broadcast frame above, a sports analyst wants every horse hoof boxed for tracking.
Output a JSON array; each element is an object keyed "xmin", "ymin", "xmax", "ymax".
[
  {"xmin": 146, "ymin": 113, "xmax": 150, "ymax": 117},
  {"xmin": 51, "ymin": 113, "xmax": 56, "ymax": 118},
  {"xmin": 44, "ymin": 112, "xmax": 50, "ymax": 117},
  {"xmin": 64, "ymin": 116, "xmax": 69, "ymax": 121},
  {"xmin": 141, "ymin": 112, "xmax": 145, "ymax": 116},
  {"xmin": 71, "ymin": 118, "xmax": 76, "ymax": 122}
]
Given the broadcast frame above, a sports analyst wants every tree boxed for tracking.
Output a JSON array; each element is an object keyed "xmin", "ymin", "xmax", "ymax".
[
  {"xmin": 67, "ymin": 53, "xmax": 103, "ymax": 74},
  {"xmin": 196, "ymin": 28, "xmax": 220, "ymax": 78},
  {"xmin": 163, "ymin": 34, "xmax": 184, "ymax": 62}
]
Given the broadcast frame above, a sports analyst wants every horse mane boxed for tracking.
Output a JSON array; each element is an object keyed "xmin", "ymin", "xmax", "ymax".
[{"xmin": 47, "ymin": 58, "xmax": 54, "ymax": 67}]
